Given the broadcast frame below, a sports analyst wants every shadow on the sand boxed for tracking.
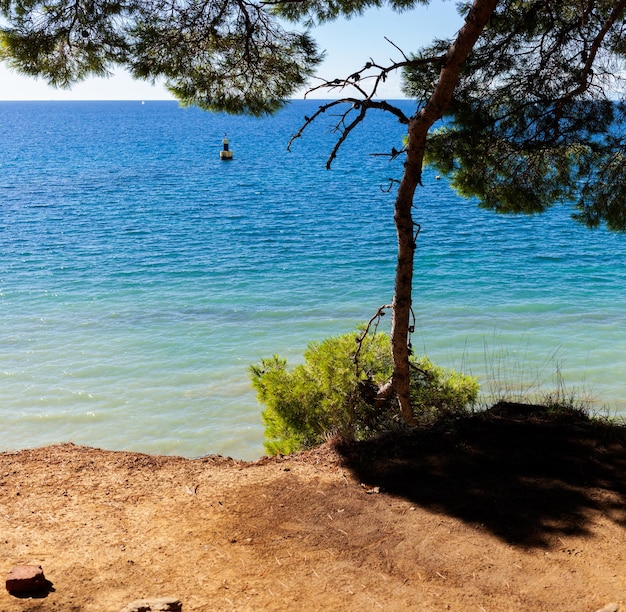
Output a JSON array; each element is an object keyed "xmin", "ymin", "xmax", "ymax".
[{"xmin": 338, "ymin": 402, "xmax": 626, "ymax": 548}]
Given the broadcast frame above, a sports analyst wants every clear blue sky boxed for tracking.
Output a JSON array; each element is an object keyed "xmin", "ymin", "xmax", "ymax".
[{"xmin": 0, "ymin": 1, "xmax": 461, "ymax": 100}]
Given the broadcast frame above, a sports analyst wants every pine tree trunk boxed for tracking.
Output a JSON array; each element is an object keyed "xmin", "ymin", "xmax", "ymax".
[
  {"xmin": 390, "ymin": 0, "xmax": 498, "ymax": 424},
  {"xmin": 390, "ymin": 142, "xmax": 421, "ymax": 426}
]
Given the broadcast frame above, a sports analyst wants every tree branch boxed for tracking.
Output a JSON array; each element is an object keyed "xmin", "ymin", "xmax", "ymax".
[
  {"xmin": 286, "ymin": 39, "xmax": 445, "ymax": 167},
  {"xmin": 288, "ymin": 97, "xmax": 410, "ymax": 168}
]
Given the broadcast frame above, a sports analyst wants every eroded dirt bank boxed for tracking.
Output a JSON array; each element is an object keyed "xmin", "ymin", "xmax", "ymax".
[{"xmin": 1, "ymin": 408, "xmax": 625, "ymax": 611}]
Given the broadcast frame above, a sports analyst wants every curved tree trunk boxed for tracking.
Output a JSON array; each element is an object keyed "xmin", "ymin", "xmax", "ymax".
[{"xmin": 390, "ymin": 0, "xmax": 498, "ymax": 424}]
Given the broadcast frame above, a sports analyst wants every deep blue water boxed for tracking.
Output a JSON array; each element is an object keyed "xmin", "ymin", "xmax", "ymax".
[{"xmin": 0, "ymin": 100, "xmax": 624, "ymax": 459}]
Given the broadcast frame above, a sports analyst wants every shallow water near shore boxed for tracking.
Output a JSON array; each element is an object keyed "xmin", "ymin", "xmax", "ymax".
[{"xmin": 1, "ymin": 100, "xmax": 624, "ymax": 460}]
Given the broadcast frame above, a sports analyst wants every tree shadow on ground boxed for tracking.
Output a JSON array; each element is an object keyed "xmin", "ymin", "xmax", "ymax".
[{"xmin": 338, "ymin": 402, "xmax": 626, "ymax": 548}]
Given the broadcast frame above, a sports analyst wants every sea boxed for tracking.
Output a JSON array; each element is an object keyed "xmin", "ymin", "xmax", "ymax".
[{"xmin": 1, "ymin": 100, "xmax": 624, "ymax": 460}]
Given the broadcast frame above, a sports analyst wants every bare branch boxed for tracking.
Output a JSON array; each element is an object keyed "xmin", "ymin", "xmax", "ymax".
[
  {"xmin": 380, "ymin": 178, "xmax": 401, "ymax": 193},
  {"xmin": 371, "ymin": 145, "xmax": 405, "ymax": 161},
  {"xmin": 353, "ymin": 304, "xmax": 391, "ymax": 367},
  {"xmin": 384, "ymin": 37, "xmax": 411, "ymax": 62},
  {"xmin": 288, "ymin": 97, "xmax": 411, "ymax": 168},
  {"xmin": 326, "ymin": 103, "xmax": 366, "ymax": 168},
  {"xmin": 286, "ymin": 98, "xmax": 346, "ymax": 151},
  {"xmin": 286, "ymin": 36, "xmax": 446, "ymax": 167}
]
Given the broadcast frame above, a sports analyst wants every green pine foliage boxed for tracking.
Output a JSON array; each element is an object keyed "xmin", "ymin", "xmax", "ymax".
[
  {"xmin": 0, "ymin": 0, "xmax": 323, "ymax": 115},
  {"xmin": 250, "ymin": 329, "xmax": 479, "ymax": 455},
  {"xmin": 403, "ymin": 1, "xmax": 626, "ymax": 232}
]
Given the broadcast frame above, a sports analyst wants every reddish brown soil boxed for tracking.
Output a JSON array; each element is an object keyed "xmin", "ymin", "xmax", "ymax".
[{"xmin": 1, "ymin": 406, "xmax": 625, "ymax": 611}]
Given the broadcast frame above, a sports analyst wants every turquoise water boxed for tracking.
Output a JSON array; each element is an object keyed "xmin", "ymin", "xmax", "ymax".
[{"xmin": 1, "ymin": 100, "xmax": 624, "ymax": 460}]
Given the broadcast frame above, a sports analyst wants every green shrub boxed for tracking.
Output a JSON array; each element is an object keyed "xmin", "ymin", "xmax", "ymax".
[
  {"xmin": 250, "ymin": 329, "xmax": 479, "ymax": 455},
  {"xmin": 410, "ymin": 358, "xmax": 480, "ymax": 424}
]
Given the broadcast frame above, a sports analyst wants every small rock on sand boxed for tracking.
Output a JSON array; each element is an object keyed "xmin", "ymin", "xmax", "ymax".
[
  {"xmin": 120, "ymin": 597, "xmax": 183, "ymax": 612},
  {"xmin": 5, "ymin": 565, "xmax": 50, "ymax": 595}
]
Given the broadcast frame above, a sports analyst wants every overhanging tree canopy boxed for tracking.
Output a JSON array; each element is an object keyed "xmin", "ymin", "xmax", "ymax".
[
  {"xmin": 2, "ymin": 0, "xmax": 625, "ymax": 423},
  {"xmin": 0, "ymin": 0, "xmax": 323, "ymax": 114},
  {"xmin": 413, "ymin": 1, "xmax": 626, "ymax": 232}
]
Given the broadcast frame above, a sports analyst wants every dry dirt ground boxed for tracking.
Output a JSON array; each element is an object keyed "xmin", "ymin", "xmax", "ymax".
[{"xmin": 1, "ymin": 404, "xmax": 626, "ymax": 612}]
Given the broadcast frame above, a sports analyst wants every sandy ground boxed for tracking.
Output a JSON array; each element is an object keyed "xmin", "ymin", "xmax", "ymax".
[{"xmin": 1, "ymin": 405, "xmax": 625, "ymax": 611}]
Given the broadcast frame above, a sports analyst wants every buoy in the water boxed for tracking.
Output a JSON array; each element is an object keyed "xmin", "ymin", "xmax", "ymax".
[{"xmin": 220, "ymin": 135, "xmax": 233, "ymax": 160}]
